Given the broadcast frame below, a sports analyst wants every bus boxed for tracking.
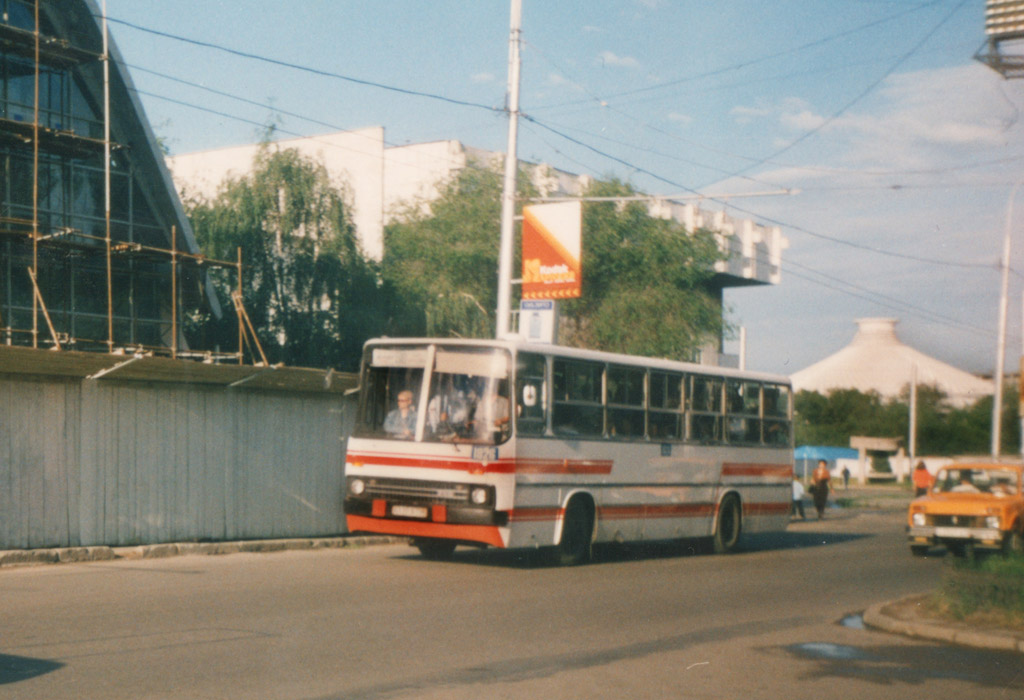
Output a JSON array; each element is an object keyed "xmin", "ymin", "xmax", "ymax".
[{"xmin": 344, "ymin": 337, "xmax": 793, "ymax": 563}]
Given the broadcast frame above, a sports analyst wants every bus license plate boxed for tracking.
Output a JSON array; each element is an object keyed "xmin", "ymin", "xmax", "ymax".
[{"xmin": 392, "ymin": 505, "xmax": 429, "ymax": 519}]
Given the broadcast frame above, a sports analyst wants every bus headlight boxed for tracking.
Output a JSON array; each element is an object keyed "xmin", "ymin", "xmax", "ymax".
[
  {"xmin": 349, "ymin": 478, "xmax": 366, "ymax": 496},
  {"xmin": 912, "ymin": 512, "xmax": 926, "ymax": 527},
  {"xmin": 470, "ymin": 487, "xmax": 490, "ymax": 505},
  {"xmin": 986, "ymin": 516, "xmax": 1001, "ymax": 530}
]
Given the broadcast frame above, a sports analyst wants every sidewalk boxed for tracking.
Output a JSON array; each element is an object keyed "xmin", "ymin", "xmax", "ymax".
[
  {"xmin": 0, "ymin": 534, "xmax": 406, "ymax": 568},
  {"xmin": 865, "ymin": 594, "xmax": 1024, "ymax": 654}
]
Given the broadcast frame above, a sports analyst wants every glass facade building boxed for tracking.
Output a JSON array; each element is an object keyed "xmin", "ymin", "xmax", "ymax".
[{"xmin": 0, "ymin": 0, "xmax": 214, "ymax": 352}]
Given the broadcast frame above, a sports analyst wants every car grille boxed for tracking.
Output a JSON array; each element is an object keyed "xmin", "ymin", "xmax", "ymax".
[
  {"xmin": 361, "ymin": 478, "xmax": 470, "ymax": 505},
  {"xmin": 930, "ymin": 514, "xmax": 984, "ymax": 527}
]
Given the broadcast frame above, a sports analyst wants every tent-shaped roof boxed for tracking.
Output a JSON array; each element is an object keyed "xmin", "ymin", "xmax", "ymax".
[{"xmin": 791, "ymin": 318, "xmax": 993, "ymax": 408}]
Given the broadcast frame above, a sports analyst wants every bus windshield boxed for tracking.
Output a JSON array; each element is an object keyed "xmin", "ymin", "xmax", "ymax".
[{"xmin": 355, "ymin": 344, "xmax": 513, "ymax": 444}]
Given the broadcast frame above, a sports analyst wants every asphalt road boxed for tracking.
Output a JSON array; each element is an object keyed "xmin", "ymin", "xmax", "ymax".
[{"xmin": 3, "ymin": 507, "xmax": 1023, "ymax": 700}]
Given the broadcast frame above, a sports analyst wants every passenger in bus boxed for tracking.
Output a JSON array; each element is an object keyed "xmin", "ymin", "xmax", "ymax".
[
  {"xmin": 427, "ymin": 378, "xmax": 469, "ymax": 438},
  {"xmin": 470, "ymin": 382, "xmax": 509, "ymax": 442},
  {"xmin": 383, "ymin": 390, "xmax": 417, "ymax": 439}
]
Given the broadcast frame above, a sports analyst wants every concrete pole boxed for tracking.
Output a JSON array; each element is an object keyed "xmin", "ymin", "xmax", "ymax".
[
  {"xmin": 992, "ymin": 181, "xmax": 1021, "ymax": 457},
  {"xmin": 495, "ymin": 0, "xmax": 522, "ymax": 339}
]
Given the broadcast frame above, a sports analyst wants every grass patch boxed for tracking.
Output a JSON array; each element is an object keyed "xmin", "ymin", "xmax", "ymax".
[{"xmin": 930, "ymin": 554, "xmax": 1024, "ymax": 626}]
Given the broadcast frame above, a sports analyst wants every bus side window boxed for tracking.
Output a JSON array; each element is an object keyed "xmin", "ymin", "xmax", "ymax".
[
  {"xmin": 553, "ymin": 359, "xmax": 604, "ymax": 437},
  {"xmin": 516, "ymin": 353, "xmax": 548, "ymax": 436},
  {"xmin": 687, "ymin": 375, "xmax": 723, "ymax": 443},
  {"xmin": 607, "ymin": 365, "xmax": 645, "ymax": 439},
  {"xmin": 649, "ymin": 371, "xmax": 683, "ymax": 440}
]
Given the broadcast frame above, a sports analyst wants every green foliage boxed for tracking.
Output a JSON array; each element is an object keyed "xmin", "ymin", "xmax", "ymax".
[
  {"xmin": 382, "ymin": 162, "xmax": 514, "ymax": 338},
  {"xmin": 794, "ymin": 385, "xmax": 1019, "ymax": 456},
  {"xmin": 184, "ymin": 145, "xmax": 385, "ymax": 370},
  {"xmin": 559, "ymin": 179, "xmax": 726, "ymax": 359},
  {"xmin": 384, "ymin": 168, "xmax": 727, "ymax": 359},
  {"xmin": 936, "ymin": 554, "xmax": 1024, "ymax": 622}
]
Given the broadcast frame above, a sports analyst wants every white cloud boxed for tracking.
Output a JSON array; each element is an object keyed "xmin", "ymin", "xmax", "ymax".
[
  {"xmin": 666, "ymin": 111, "xmax": 692, "ymax": 125},
  {"xmin": 730, "ymin": 104, "xmax": 771, "ymax": 124},
  {"xmin": 597, "ymin": 51, "xmax": 640, "ymax": 69},
  {"xmin": 470, "ymin": 72, "xmax": 496, "ymax": 84}
]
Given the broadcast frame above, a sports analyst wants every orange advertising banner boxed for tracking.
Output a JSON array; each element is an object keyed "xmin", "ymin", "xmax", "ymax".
[{"xmin": 521, "ymin": 201, "xmax": 582, "ymax": 300}]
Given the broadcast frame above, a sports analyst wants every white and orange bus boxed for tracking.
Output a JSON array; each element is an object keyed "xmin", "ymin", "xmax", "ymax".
[{"xmin": 344, "ymin": 337, "xmax": 793, "ymax": 563}]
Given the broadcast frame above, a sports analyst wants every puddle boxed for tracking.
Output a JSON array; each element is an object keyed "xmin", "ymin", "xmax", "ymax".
[
  {"xmin": 792, "ymin": 642, "xmax": 871, "ymax": 661},
  {"xmin": 840, "ymin": 613, "xmax": 865, "ymax": 629}
]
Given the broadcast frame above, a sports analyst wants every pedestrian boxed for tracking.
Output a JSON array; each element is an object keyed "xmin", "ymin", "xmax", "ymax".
[
  {"xmin": 912, "ymin": 461, "xmax": 933, "ymax": 497},
  {"xmin": 810, "ymin": 459, "xmax": 831, "ymax": 519},
  {"xmin": 791, "ymin": 475, "xmax": 806, "ymax": 520},
  {"xmin": 841, "ymin": 465, "xmax": 851, "ymax": 489}
]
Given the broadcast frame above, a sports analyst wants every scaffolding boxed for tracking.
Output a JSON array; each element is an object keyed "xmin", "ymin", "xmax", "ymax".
[{"xmin": 0, "ymin": 1, "xmax": 261, "ymax": 365}]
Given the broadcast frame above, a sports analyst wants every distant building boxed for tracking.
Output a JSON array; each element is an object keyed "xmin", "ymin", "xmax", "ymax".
[{"xmin": 791, "ymin": 318, "xmax": 994, "ymax": 408}]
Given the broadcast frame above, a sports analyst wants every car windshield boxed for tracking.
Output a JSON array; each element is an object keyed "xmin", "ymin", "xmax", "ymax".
[{"xmin": 933, "ymin": 468, "xmax": 1021, "ymax": 496}]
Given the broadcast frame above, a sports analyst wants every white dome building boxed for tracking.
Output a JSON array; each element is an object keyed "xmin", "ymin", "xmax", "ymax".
[{"xmin": 791, "ymin": 318, "xmax": 993, "ymax": 408}]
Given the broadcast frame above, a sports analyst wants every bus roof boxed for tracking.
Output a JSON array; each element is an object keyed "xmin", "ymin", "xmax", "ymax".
[{"xmin": 363, "ymin": 337, "xmax": 790, "ymax": 384}]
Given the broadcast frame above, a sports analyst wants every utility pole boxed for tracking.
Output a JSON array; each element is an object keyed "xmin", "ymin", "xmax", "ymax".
[
  {"xmin": 977, "ymin": 2, "xmax": 1024, "ymax": 456},
  {"xmin": 495, "ymin": 0, "xmax": 522, "ymax": 339}
]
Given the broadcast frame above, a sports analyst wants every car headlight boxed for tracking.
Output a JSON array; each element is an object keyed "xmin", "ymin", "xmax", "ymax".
[
  {"xmin": 349, "ymin": 478, "xmax": 366, "ymax": 496},
  {"xmin": 470, "ymin": 487, "xmax": 490, "ymax": 505},
  {"xmin": 986, "ymin": 516, "xmax": 1001, "ymax": 529},
  {"xmin": 912, "ymin": 512, "xmax": 926, "ymax": 527}
]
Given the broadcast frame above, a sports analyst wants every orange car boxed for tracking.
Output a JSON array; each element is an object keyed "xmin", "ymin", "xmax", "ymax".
[{"xmin": 907, "ymin": 462, "xmax": 1024, "ymax": 557}]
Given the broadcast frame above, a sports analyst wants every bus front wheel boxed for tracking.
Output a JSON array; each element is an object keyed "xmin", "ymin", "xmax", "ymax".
[{"xmin": 712, "ymin": 495, "xmax": 742, "ymax": 554}]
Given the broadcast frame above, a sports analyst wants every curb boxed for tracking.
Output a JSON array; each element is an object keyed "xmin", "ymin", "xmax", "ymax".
[
  {"xmin": 0, "ymin": 535, "xmax": 408, "ymax": 569},
  {"xmin": 863, "ymin": 595, "xmax": 1024, "ymax": 654}
]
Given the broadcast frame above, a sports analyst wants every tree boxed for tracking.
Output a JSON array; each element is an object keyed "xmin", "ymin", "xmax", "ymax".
[
  {"xmin": 382, "ymin": 161, "xmax": 517, "ymax": 338},
  {"xmin": 184, "ymin": 145, "xmax": 385, "ymax": 370},
  {"xmin": 560, "ymin": 179, "xmax": 726, "ymax": 358},
  {"xmin": 794, "ymin": 385, "xmax": 1018, "ymax": 456},
  {"xmin": 384, "ymin": 166, "xmax": 726, "ymax": 359}
]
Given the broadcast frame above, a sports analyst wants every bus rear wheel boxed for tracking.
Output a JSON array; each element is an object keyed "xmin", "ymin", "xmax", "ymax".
[
  {"xmin": 415, "ymin": 539, "xmax": 457, "ymax": 561},
  {"xmin": 556, "ymin": 498, "xmax": 594, "ymax": 566},
  {"xmin": 712, "ymin": 495, "xmax": 742, "ymax": 554}
]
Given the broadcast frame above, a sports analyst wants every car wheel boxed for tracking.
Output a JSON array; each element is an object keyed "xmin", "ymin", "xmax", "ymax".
[{"xmin": 1003, "ymin": 530, "xmax": 1024, "ymax": 556}]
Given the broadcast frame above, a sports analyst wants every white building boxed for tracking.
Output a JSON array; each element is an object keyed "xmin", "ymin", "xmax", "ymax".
[
  {"xmin": 169, "ymin": 129, "xmax": 788, "ymax": 363},
  {"xmin": 791, "ymin": 317, "xmax": 993, "ymax": 408}
]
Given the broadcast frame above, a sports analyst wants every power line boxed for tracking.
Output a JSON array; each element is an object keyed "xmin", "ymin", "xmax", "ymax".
[
  {"xmin": 699, "ymin": 0, "xmax": 970, "ymax": 188},
  {"xmin": 103, "ymin": 15, "xmax": 503, "ymax": 116}
]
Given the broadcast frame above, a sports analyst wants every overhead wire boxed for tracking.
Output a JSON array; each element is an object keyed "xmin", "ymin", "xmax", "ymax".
[{"xmin": 103, "ymin": 6, "xmax": 1019, "ymax": 343}]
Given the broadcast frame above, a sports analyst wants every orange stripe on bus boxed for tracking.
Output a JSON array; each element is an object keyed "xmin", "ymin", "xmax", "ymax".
[
  {"xmin": 721, "ymin": 463, "xmax": 793, "ymax": 478},
  {"xmin": 507, "ymin": 507, "xmax": 564, "ymax": 522},
  {"xmin": 346, "ymin": 452, "xmax": 612, "ymax": 475},
  {"xmin": 346, "ymin": 514, "xmax": 506, "ymax": 548}
]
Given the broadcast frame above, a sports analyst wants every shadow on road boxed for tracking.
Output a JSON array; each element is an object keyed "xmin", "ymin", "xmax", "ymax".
[
  {"xmin": 394, "ymin": 528, "xmax": 872, "ymax": 569},
  {"xmin": 0, "ymin": 653, "xmax": 63, "ymax": 685},
  {"xmin": 777, "ymin": 640, "xmax": 1024, "ymax": 690}
]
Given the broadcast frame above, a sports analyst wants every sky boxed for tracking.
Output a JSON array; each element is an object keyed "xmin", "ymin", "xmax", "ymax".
[{"xmin": 100, "ymin": 0, "xmax": 1024, "ymax": 377}]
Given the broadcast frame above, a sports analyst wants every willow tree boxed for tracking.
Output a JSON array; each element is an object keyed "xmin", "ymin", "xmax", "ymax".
[
  {"xmin": 185, "ymin": 145, "xmax": 384, "ymax": 370},
  {"xmin": 384, "ymin": 166, "xmax": 726, "ymax": 360}
]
